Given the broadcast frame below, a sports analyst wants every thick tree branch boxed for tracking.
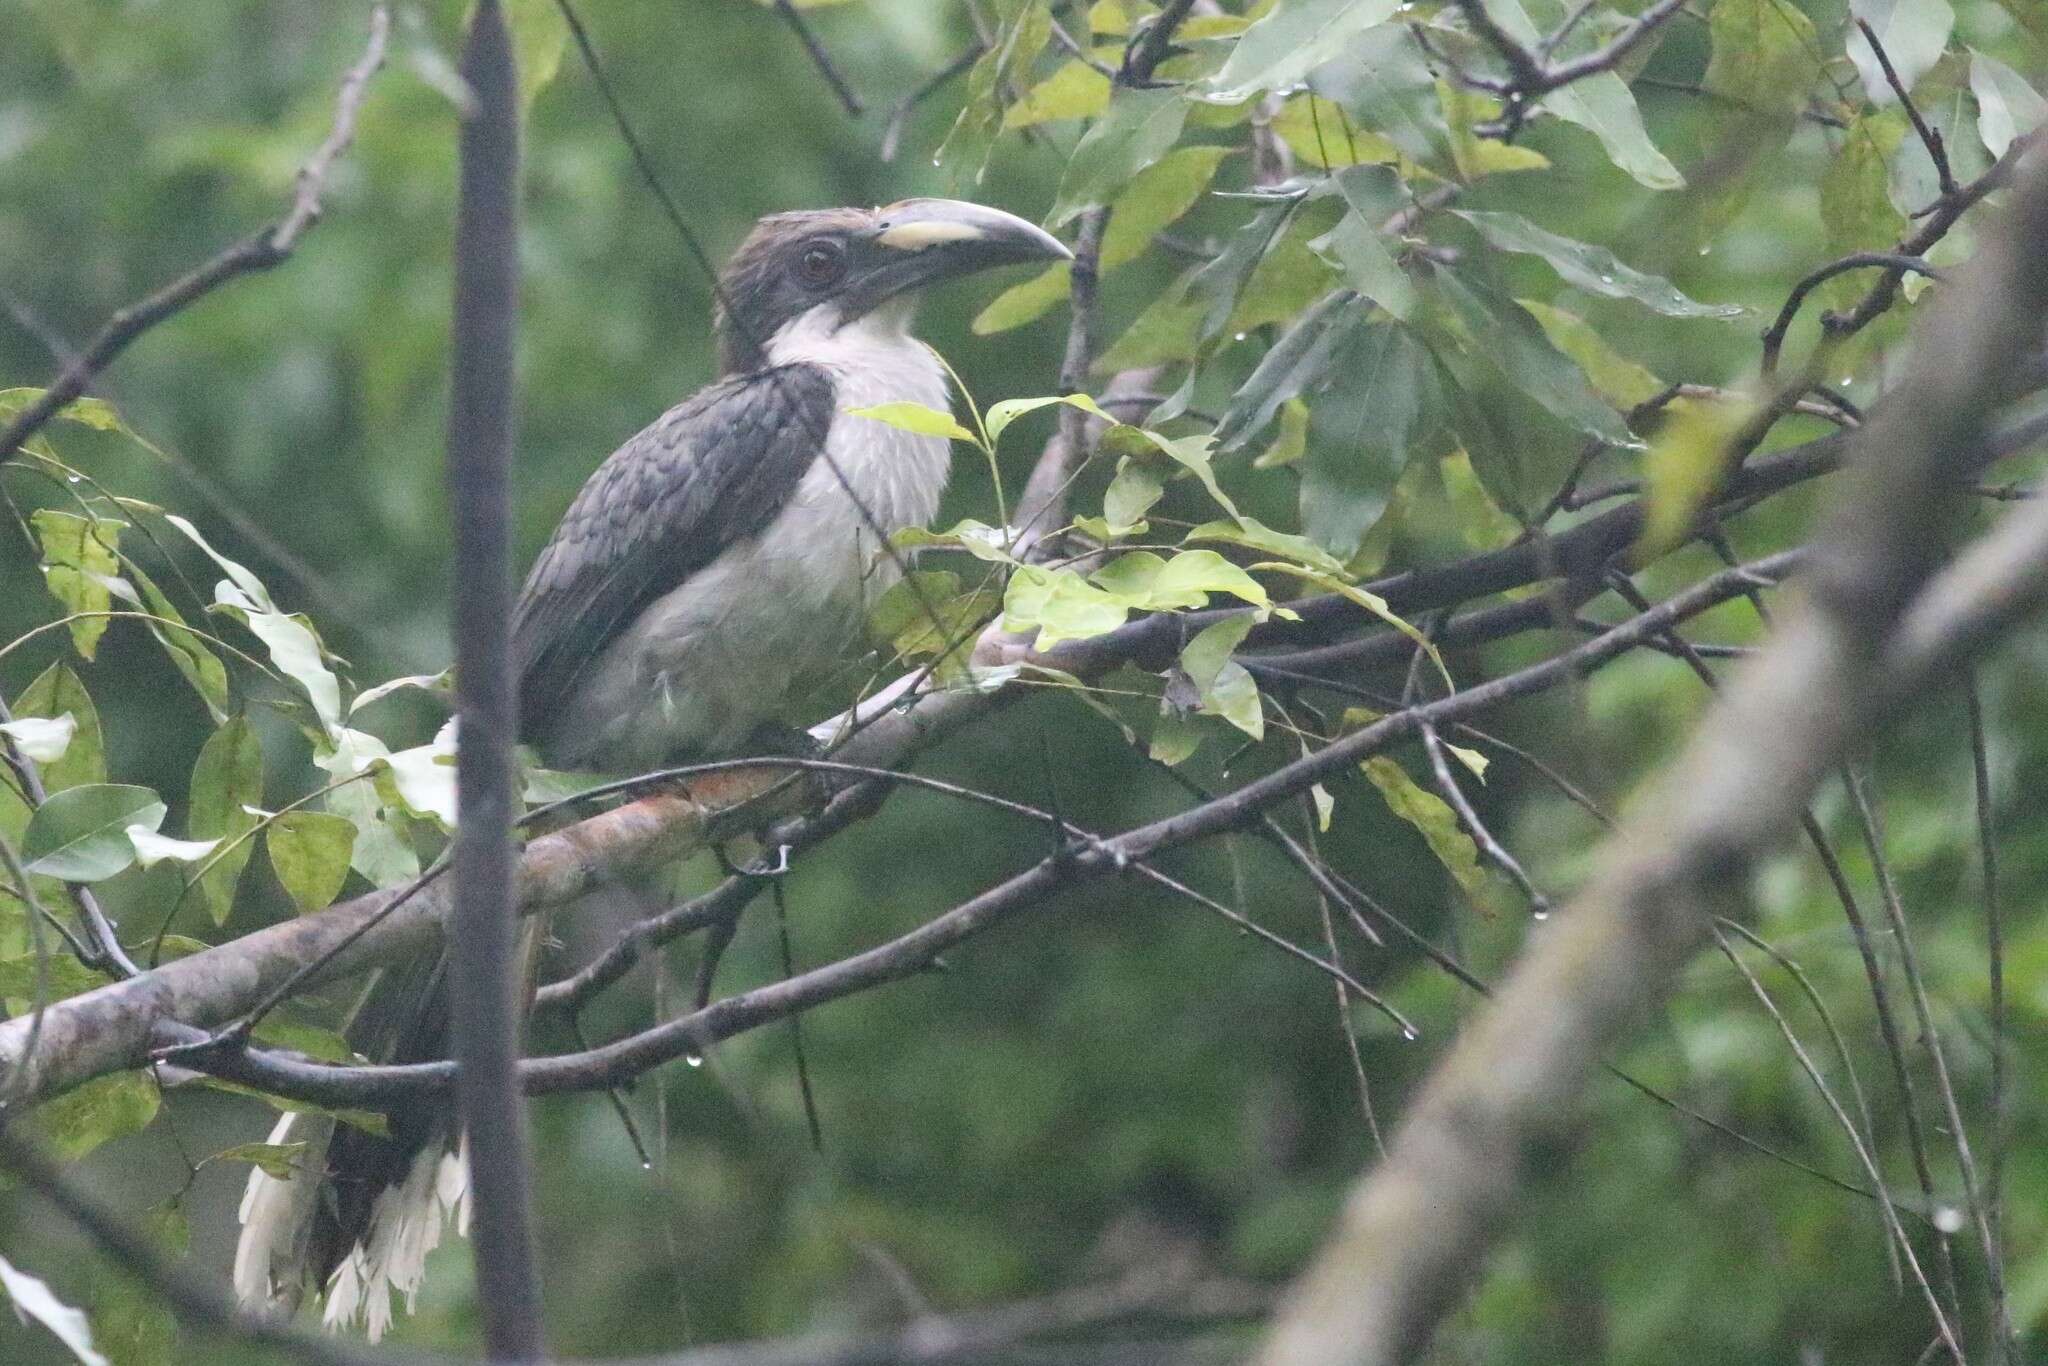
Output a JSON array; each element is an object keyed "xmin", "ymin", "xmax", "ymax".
[{"xmin": 1253, "ymin": 148, "xmax": 2048, "ymax": 1366}]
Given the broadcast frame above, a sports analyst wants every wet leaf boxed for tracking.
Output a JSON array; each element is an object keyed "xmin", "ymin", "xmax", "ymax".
[
  {"xmin": 31, "ymin": 510, "xmax": 122, "ymax": 662},
  {"xmin": 1003, "ymin": 57, "xmax": 1110, "ymax": 128},
  {"xmin": 1454, "ymin": 211, "xmax": 1743, "ymax": 318},
  {"xmin": 1362, "ymin": 756, "xmax": 1489, "ymax": 904},
  {"xmin": 1051, "ymin": 86, "xmax": 1189, "ymax": 226},
  {"xmin": 188, "ymin": 716, "xmax": 263, "ymax": 926},
  {"xmin": 1206, "ymin": 0, "xmax": 1400, "ymax": 102}
]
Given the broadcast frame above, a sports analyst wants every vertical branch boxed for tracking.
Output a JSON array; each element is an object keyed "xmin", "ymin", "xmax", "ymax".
[
  {"xmin": 1965, "ymin": 675, "xmax": 2012, "ymax": 1353},
  {"xmin": 446, "ymin": 2, "xmax": 542, "ymax": 1359}
]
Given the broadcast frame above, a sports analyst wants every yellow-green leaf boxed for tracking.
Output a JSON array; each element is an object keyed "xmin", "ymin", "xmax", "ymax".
[
  {"xmin": 1362, "ymin": 756, "xmax": 1488, "ymax": 903},
  {"xmin": 13, "ymin": 665, "xmax": 104, "ymax": 792},
  {"xmin": 846, "ymin": 402, "xmax": 977, "ymax": 443},
  {"xmin": 1639, "ymin": 395, "xmax": 1754, "ymax": 556},
  {"xmin": 267, "ymin": 810, "xmax": 355, "ymax": 913},
  {"xmin": 31, "ymin": 509, "xmax": 122, "ymax": 662}
]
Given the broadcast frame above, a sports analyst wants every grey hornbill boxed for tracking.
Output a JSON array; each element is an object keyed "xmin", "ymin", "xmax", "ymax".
[{"xmin": 234, "ymin": 199, "xmax": 1070, "ymax": 1336}]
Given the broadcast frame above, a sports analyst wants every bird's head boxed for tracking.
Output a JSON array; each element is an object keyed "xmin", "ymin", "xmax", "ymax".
[{"xmin": 714, "ymin": 198, "xmax": 1071, "ymax": 374}]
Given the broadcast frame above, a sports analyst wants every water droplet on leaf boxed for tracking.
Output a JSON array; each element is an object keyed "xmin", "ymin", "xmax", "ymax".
[{"xmin": 684, "ymin": 1052, "xmax": 703, "ymax": 1068}]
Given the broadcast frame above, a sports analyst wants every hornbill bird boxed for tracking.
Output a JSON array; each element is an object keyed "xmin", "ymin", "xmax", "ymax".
[{"xmin": 233, "ymin": 199, "xmax": 1070, "ymax": 1336}]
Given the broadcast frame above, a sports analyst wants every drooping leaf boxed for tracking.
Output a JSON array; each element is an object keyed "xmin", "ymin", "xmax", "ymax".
[
  {"xmin": 1972, "ymin": 51, "xmax": 2047, "ymax": 159},
  {"xmin": 31, "ymin": 509, "xmax": 123, "ymax": 661},
  {"xmin": 1178, "ymin": 614, "xmax": 1263, "ymax": 739},
  {"xmin": 1253, "ymin": 398, "xmax": 1311, "ymax": 469},
  {"xmin": 381, "ymin": 723, "xmax": 459, "ymax": 828},
  {"xmin": 505, "ymin": 0, "xmax": 568, "ymax": 108},
  {"xmin": 1270, "ymin": 94, "xmax": 1400, "ymax": 168},
  {"xmin": 1205, "ymin": 0, "xmax": 1401, "ymax": 102},
  {"xmin": 1430, "ymin": 264, "xmax": 1633, "ymax": 447},
  {"xmin": 207, "ymin": 1140, "xmax": 311, "ymax": 1180},
  {"xmin": 1453, "ymin": 211, "xmax": 1743, "ymax": 318},
  {"xmin": 1149, "ymin": 709, "xmax": 1203, "ymax": 765},
  {"xmin": 1543, "ymin": 71, "xmax": 1685, "ymax": 190},
  {"xmin": 23, "ymin": 784, "xmax": 166, "ymax": 882},
  {"xmin": 1439, "ymin": 80, "xmax": 1553, "ymax": 179},
  {"xmin": 187, "ymin": 716, "xmax": 263, "ymax": 926},
  {"xmin": 974, "ymin": 264, "xmax": 1075, "ymax": 334},
  {"xmin": 1102, "ymin": 426, "xmax": 1244, "ymax": 522},
  {"xmin": 1639, "ymin": 394, "xmax": 1755, "ymax": 555},
  {"xmin": 1090, "ymin": 549, "xmax": 1270, "ymax": 611},
  {"xmin": 1308, "ymin": 23, "xmax": 1450, "ymax": 168},
  {"xmin": 0, "ymin": 1251, "xmax": 108, "ymax": 1366},
  {"xmin": 12, "ymin": 665, "xmax": 105, "ymax": 792},
  {"xmin": 1846, "ymin": 0, "xmax": 1955, "ymax": 107},
  {"xmin": 1302, "ymin": 319, "xmax": 1438, "ymax": 558},
  {"xmin": 1051, "ymin": 85, "xmax": 1190, "ymax": 226},
  {"xmin": 1361, "ymin": 756, "xmax": 1490, "ymax": 905},
  {"xmin": 1312, "ymin": 165, "xmax": 1415, "ymax": 317},
  {"xmin": 1102, "ymin": 461, "xmax": 1167, "ymax": 534},
  {"xmin": 0, "ymin": 387, "xmax": 130, "ymax": 437},
  {"xmin": 266, "ymin": 810, "xmax": 356, "ymax": 913},
  {"xmin": 845, "ymin": 402, "xmax": 978, "ymax": 443},
  {"xmin": 1095, "ymin": 290, "xmax": 1206, "ymax": 372},
  {"xmin": 1183, "ymin": 517, "xmax": 1348, "ymax": 577},
  {"xmin": 1214, "ymin": 290, "xmax": 1368, "ymax": 452},
  {"xmin": 1705, "ymin": 0, "xmax": 1822, "ymax": 118}
]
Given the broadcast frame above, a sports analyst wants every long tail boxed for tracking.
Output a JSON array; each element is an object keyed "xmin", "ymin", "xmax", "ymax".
[{"xmin": 234, "ymin": 919, "xmax": 541, "ymax": 1338}]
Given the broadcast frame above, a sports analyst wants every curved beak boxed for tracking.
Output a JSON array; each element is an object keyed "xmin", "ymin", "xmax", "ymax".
[{"xmin": 841, "ymin": 199, "xmax": 1072, "ymax": 317}]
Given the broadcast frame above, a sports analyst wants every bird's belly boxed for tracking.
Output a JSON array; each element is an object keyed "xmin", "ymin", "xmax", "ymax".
[{"xmin": 551, "ymin": 424, "xmax": 947, "ymax": 773}]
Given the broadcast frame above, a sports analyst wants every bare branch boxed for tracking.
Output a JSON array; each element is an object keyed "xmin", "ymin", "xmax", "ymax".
[{"xmin": 771, "ymin": 0, "xmax": 864, "ymax": 115}]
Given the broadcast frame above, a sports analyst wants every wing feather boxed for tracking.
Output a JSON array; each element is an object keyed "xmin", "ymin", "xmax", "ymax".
[{"xmin": 512, "ymin": 364, "xmax": 835, "ymax": 740}]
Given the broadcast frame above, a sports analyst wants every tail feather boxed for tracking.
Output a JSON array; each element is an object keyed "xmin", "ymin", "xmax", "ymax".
[{"xmin": 234, "ymin": 1112, "xmax": 334, "ymax": 1314}]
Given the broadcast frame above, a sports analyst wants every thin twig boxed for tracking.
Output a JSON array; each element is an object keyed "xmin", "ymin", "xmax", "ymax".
[
  {"xmin": 1855, "ymin": 19, "xmax": 1955, "ymax": 200},
  {"xmin": 771, "ymin": 0, "xmax": 864, "ymax": 115}
]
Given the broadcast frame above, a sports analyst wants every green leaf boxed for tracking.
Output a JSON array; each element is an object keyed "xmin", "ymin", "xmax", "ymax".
[
  {"xmin": 1303, "ymin": 320, "xmax": 1438, "ymax": 558},
  {"xmin": 1519, "ymin": 300, "xmax": 1666, "ymax": 408},
  {"xmin": 13, "ymin": 665, "xmax": 105, "ymax": 792},
  {"xmin": 1179, "ymin": 615, "xmax": 1263, "ymax": 739},
  {"xmin": 1003, "ymin": 58, "xmax": 1111, "ymax": 127},
  {"xmin": 1821, "ymin": 113, "xmax": 1909, "ymax": 306},
  {"xmin": 1102, "ymin": 461, "xmax": 1166, "ymax": 535},
  {"xmin": 891, "ymin": 518, "xmax": 1017, "ymax": 563},
  {"xmin": 31, "ymin": 509, "xmax": 122, "ymax": 662},
  {"xmin": 267, "ymin": 810, "xmax": 356, "ymax": 913},
  {"xmin": 1216, "ymin": 290, "xmax": 1368, "ymax": 452},
  {"xmin": 1206, "ymin": 0, "xmax": 1400, "ymax": 102},
  {"xmin": 1002, "ymin": 566, "xmax": 1132, "ymax": 648},
  {"xmin": 1972, "ymin": 52, "xmax": 2046, "ymax": 159},
  {"xmin": 1639, "ymin": 395, "xmax": 1754, "ymax": 556},
  {"xmin": 0, "ymin": 1250, "xmax": 109, "ymax": 1366},
  {"xmin": 1362, "ymin": 756, "xmax": 1490, "ymax": 905},
  {"xmin": 207, "ymin": 1140, "xmax": 310, "ymax": 1181},
  {"xmin": 1101, "ymin": 145, "xmax": 1235, "ymax": 270},
  {"xmin": 1431, "ymin": 266, "xmax": 1633, "ymax": 447},
  {"xmin": 120, "ymin": 560, "xmax": 230, "ymax": 724},
  {"xmin": 984, "ymin": 392, "xmax": 1111, "ymax": 446},
  {"xmin": 1312, "ymin": 166, "xmax": 1415, "ymax": 318},
  {"xmin": 1705, "ymin": 0, "xmax": 1822, "ymax": 118},
  {"xmin": 169, "ymin": 506, "xmax": 343, "ymax": 738},
  {"xmin": 0, "ymin": 715, "xmax": 75, "ymax": 766},
  {"xmin": 1183, "ymin": 517, "xmax": 1348, "ymax": 577},
  {"xmin": 188, "ymin": 716, "xmax": 263, "ymax": 926},
  {"xmin": 1148, "ymin": 710, "xmax": 1203, "ymax": 765},
  {"xmin": 973, "ymin": 263, "xmax": 1075, "ymax": 334},
  {"xmin": 33, "ymin": 1069, "xmax": 159, "ymax": 1164},
  {"xmin": 1256, "ymin": 561, "xmax": 1450, "ymax": 691},
  {"xmin": 0, "ymin": 951, "xmax": 113, "ymax": 1003},
  {"xmin": 506, "ymin": 0, "xmax": 569, "ymax": 108},
  {"xmin": 1103, "ymin": 426, "xmax": 1244, "ymax": 522},
  {"xmin": 1544, "ymin": 71, "xmax": 1684, "ymax": 190},
  {"xmin": 1846, "ymin": 0, "xmax": 1955, "ymax": 107},
  {"xmin": 1091, "ymin": 549, "xmax": 1270, "ymax": 611},
  {"xmin": 1051, "ymin": 86, "xmax": 1190, "ymax": 226},
  {"xmin": 1307, "ymin": 24, "xmax": 1450, "ymax": 168},
  {"xmin": 0, "ymin": 388, "xmax": 130, "ymax": 435},
  {"xmin": 1440, "ymin": 79, "xmax": 1554, "ymax": 180},
  {"xmin": 1453, "ymin": 211, "xmax": 1743, "ymax": 318},
  {"xmin": 845, "ymin": 401, "xmax": 978, "ymax": 443},
  {"xmin": 1270, "ymin": 94, "xmax": 1400, "ymax": 168},
  {"xmin": 1095, "ymin": 291, "xmax": 1205, "ymax": 372},
  {"xmin": 1253, "ymin": 398, "xmax": 1311, "ymax": 469},
  {"xmin": 23, "ymin": 785, "xmax": 165, "ymax": 882}
]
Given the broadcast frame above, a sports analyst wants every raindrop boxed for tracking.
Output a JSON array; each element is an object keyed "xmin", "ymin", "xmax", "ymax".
[
  {"xmin": 684, "ymin": 1052, "xmax": 704, "ymax": 1068},
  {"xmin": 67, "ymin": 474, "xmax": 83, "ymax": 484},
  {"xmin": 1232, "ymin": 331, "xmax": 1248, "ymax": 342},
  {"xmin": 1399, "ymin": 1025, "xmax": 1419, "ymax": 1042},
  {"xmin": 1840, "ymin": 377, "xmax": 1853, "ymax": 387},
  {"xmin": 1697, "ymin": 244, "xmax": 1712, "ymax": 256},
  {"xmin": 640, "ymin": 1160, "xmax": 654, "ymax": 1172},
  {"xmin": 1933, "ymin": 1205, "xmax": 1964, "ymax": 1234},
  {"xmin": 931, "ymin": 155, "xmax": 943, "ymax": 167},
  {"xmin": 1531, "ymin": 906, "xmax": 1551, "ymax": 920},
  {"xmin": 1599, "ymin": 274, "xmax": 1615, "ymax": 284}
]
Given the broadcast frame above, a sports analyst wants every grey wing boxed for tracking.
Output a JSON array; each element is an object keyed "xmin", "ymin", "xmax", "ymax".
[{"xmin": 513, "ymin": 363, "xmax": 835, "ymax": 743}]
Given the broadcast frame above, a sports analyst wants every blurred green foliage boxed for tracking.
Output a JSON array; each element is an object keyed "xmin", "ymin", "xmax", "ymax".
[{"xmin": 1, "ymin": 1, "xmax": 2045, "ymax": 1363}]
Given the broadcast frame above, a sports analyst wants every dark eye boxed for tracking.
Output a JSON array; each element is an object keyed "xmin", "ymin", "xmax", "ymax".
[{"xmin": 796, "ymin": 240, "xmax": 845, "ymax": 286}]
